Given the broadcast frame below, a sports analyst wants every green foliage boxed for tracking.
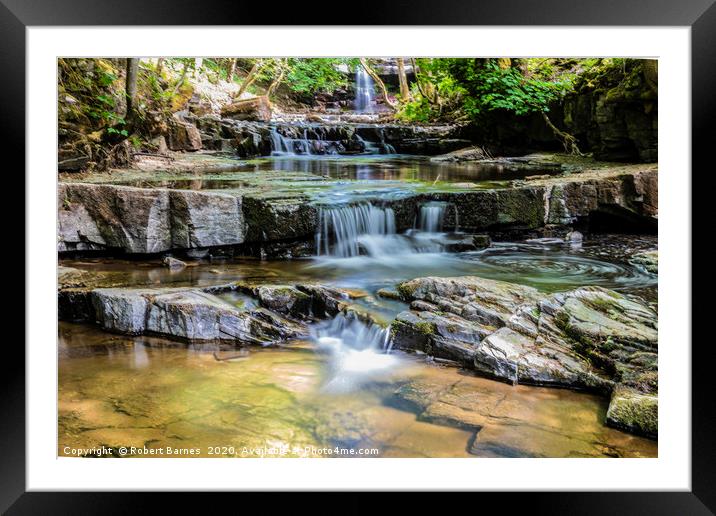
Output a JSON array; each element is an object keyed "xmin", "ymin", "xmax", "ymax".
[
  {"xmin": 396, "ymin": 93, "xmax": 432, "ymax": 123},
  {"xmin": 285, "ymin": 58, "xmax": 348, "ymax": 94},
  {"xmin": 399, "ymin": 58, "xmax": 582, "ymax": 123}
]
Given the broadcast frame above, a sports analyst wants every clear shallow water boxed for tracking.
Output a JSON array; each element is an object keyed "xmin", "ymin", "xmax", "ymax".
[
  {"xmin": 61, "ymin": 233, "xmax": 656, "ymax": 307},
  {"xmin": 58, "ymin": 155, "xmax": 657, "ymax": 457},
  {"xmin": 59, "ymin": 322, "xmax": 657, "ymax": 458},
  {"xmin": 80, "ymin": 155, "xmax": 561, "ymax": 193}
]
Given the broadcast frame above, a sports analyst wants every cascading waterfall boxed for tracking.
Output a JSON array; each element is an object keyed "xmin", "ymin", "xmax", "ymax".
[
  {"xmin": 270, "ymin": 128, "xmax": 294, "ymax": 156},
  {"xmin": 315, "ymin": 201, "xmax": 452, "ymax": 258},
  {"xmin": 316, "ymin": 203, "xmax": 399, "ymax": 257},
  {"xmin": 417, "ymin": 202, "xmax": 447, "ymax": 232},
  {"xmin": 312, "ymin": 312, "xmax": 391, "ymax": 354},
  {"xmin": 354, "ymin": 67, "xmax": 375, "ymax": 112},
  {"xmin": 312, "ymin": 312, "xmax": 397, "ymax": 392}
]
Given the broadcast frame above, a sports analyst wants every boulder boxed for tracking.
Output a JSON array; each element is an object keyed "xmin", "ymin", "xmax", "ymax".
[
  {"xmin": 58, "ymin": 183, "xmax": 245, "ymax": 254},
  {"xmin": 389, "ymin": 275, "xmax": 658, "ymax": 436},
  {"xmin": 166, "ymin": 116, "xmax": 203, "ymax": 151},
  {"xmin": 605, "ymin": 386, "xmax": 658, "ymax": 438},
  {"xmin": 251, "ymin": 285, "xmax": 313, "ymax": 318},
  {"xmin": 395, "ymin": 276, "xmax": 543, "ymax": 327},
  {"xmin": 430, "ymin": 146, "xmax": 491, "ymax": 163},
  {"xmin": 89, "ymin": 287, "xmax": 305, "ymax": 344},
  {"xmin": 163, "ymin": 256, "xmax": 187, "ymax": 270}
]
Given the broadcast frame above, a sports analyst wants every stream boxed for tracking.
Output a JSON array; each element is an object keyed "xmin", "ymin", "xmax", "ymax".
[{"xmin": 58, "ymin": 153, "xmax": 658, "ymax": 458}]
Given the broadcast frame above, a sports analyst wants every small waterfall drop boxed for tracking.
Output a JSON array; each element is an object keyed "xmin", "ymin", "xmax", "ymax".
[
  {"xmin": 354, "ymin": 67, "xmax": 375, "ymax": 112},
  {"xmin": 316, "ymin": 203, "xmax": 399, "ymax": 257},
  {"xmin": 312, "ymin": 312, "xmax": 397, "ymax": 392},
  {"xmin": 270, "ymin": 128, "xmax": 294, "ymax": 156},
  {"xmin": 315, "ymin": 202, "xmax": 451, "ymax": 259},
  {"xmin": 313, "ymin": 312, "xmax": 391, "ymax": 354},
  {"xmin": 417, "ymin": 202, "xmax": 447, "ymax": 232}
]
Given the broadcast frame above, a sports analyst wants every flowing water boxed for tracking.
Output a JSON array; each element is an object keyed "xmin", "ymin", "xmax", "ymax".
[
  {"xmin": 58, "ymin": 154, "xmax": 658, "ymax": 458},
  {"xmin": 354, "ymin": 67, "xmax": 375, "ymax": 112}
]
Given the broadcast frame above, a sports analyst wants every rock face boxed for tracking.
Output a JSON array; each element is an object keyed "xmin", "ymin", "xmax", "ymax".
[
  {"xmin": 58, "ymin": 183, "xmax": 245, "ymax": 253},
  {"xmin": 563, "ymin": 77, "xmax": 657, "ymax": 162},
  {"xmin": 242, "ymin": 194, "xmax": 318, "ymax": 243},
  {"xmin": 390, "ymin": 276, "xmax": 658, "ymax": 437},
  {"xmin": 542, "ymin": 169, "xmax": 658, "ymax": 226},
  {"xmin": 195, "ymin": 118, "xmax": 467, "ymax": 158}
]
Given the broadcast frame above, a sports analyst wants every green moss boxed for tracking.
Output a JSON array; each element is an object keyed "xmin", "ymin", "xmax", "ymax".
[
  {"xmin": 415, "ymin": 321, "xmax": 436, "ymax": 335},
  {"xmin": 396, "ymin": 281, "xmax": 418, "ymax": 301},
  {"xmin": 606, "ymin": 389, "xmax": 658, "ymax": 438}
]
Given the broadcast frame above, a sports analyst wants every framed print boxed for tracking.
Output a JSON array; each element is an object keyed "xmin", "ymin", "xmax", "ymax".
[{"xmin": 5, "ymin": 0, "xmax": 714, "ymax": 512}]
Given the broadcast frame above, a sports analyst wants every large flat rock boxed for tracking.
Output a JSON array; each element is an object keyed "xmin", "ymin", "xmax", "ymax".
[{"xmin": 390, "ymin": 275, "xmax": 658, "ymax": 437}]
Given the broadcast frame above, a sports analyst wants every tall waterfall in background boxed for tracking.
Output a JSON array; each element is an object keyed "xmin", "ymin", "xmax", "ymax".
[{"xmin": 354, "ymin": 66, "xmax": 375, "ymax": 112}]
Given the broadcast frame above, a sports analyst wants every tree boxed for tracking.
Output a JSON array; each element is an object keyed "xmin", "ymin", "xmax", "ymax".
[
  {"xmin": 359, "ymin": 58, "xmax": 396, "ymax": 109},
  {"xmin": 125, "ymin": 58, "xmax": 140, "ymax": 122},
  {"xmin": 235, "ymin": 59, "xmax": 263, "ymax": 98},
  {"xmin": 227, "ymin": 58, "xmax": 237, "ymax": 83},
  {"xmin": 397, "ymin": 58, "xmax": 411, "ymax": 102},
  {"xmin": 266, "ymin": 59, "xmax": 288, "ymax": 98}
]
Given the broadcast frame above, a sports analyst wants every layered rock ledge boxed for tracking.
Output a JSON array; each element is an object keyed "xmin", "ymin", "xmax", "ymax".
[
  {"xmin": 390, "ymin": 276, "xmax": 658, "ymax": 438},
  {"xmin": 58, "ymin": 164, "xmax": 657, "ymax": 255},
  {"xmin": 59, "ymin": 271, "xmax": 365, "ymax": 346}
]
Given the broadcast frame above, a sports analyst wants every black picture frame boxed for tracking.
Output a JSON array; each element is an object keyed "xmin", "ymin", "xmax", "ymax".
[{"xmin": 4, "ymin": 0, "xmax": 713, "ymax": 512}]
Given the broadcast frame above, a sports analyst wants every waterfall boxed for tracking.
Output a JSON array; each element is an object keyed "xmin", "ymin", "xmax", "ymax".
[
  {"xmin": 316, "ymin": 203, "xmax": 399, "ymax": 257},
  {"xmin": 270, "ymin": 128, "xmax": 294, "ymax": 156},
  {"xmin": 315, "ymin": 202, "xmax": 451, "ymax": 258},
  {"xmin": 417, "ymin": 202, "xmax": 447, "ymax": 232},
  {"xmin": 312, "ymin": 312, "xmax": 391, "ymax": 354},
  {"xmin": 312, "ymin": 312, "xmax": 396, "ymax": 392},
  {"xmin": 354, "ymin": 67, "xmax": 375, "ymax": 112}
]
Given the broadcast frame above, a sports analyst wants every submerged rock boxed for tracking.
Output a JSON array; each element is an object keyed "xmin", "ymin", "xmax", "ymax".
[
  {"xmin": 163, "ymin": 256, "xmax": 187, "ymax": 270},
  {"xmin": 390, "ymin": 275, "xmax": 658, "ymax": 437},
  {"xmin": 629, "ymin": 249, "xmax": 658, "ymax": 274}
]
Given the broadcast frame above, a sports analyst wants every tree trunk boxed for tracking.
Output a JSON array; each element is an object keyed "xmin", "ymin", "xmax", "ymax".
[
  {"xmin": 411, "ymin": 58, "xmax": 439, "ymax": 105},
  {"xmin": 193, "ymin": 58, "xmax": 203, "ymax": 77},
  {"xmin": 359, "ymin": 58, "xmax": 396, "ymax": 109},
  {"xmin": 155, "ymin": 57, "xmax": 164, "ymax": 75},
  {"xmin": 171, "ymin": 60, "xmax": 190, "ymax": 96},
  {"xmin": 541, "ymin": 112, "xmax": 583, "ymax": 156},
  {"xmin": 266, "ymin": 60, "xmax": 286, "ymax": 99},
  {"xmin": 227, "ymin": 58, "xmax": 237, "ymax": 83},
  {"xmin": 235, "ymin": 60, "xmax": 262, "ymax": 99},
  {"xmin": 397, "ymin": 57, "xmax": 411, "ymax": 102},
  {"xmin": 125, "ymin": 58, "xmax": 140, "ymax": 121}
]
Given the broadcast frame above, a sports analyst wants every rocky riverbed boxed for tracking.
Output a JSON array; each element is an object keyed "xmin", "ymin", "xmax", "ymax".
[{"xmin": 57, "ymin": 150, "xmax": 658, "ymax": 456}]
